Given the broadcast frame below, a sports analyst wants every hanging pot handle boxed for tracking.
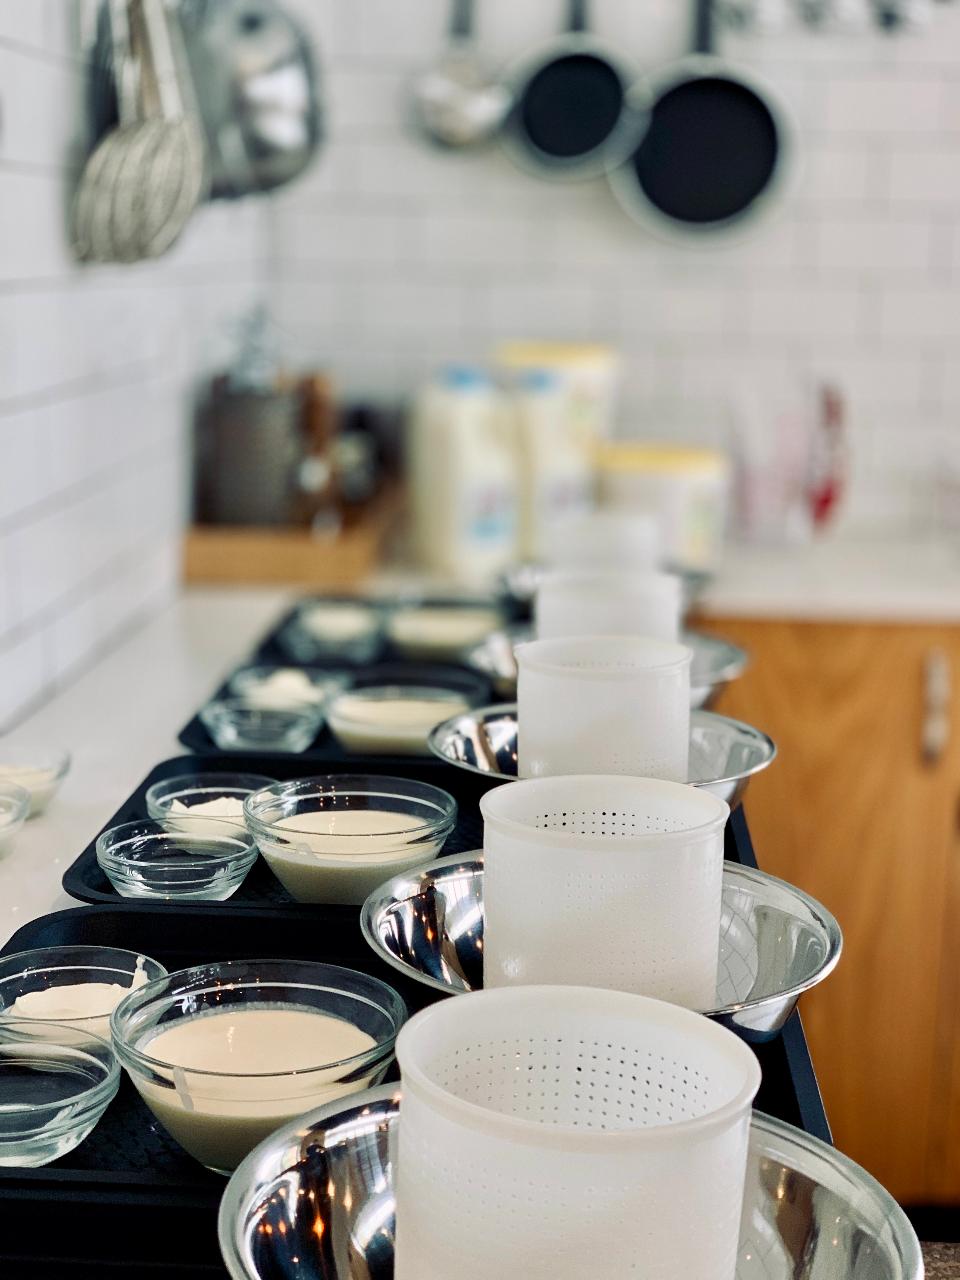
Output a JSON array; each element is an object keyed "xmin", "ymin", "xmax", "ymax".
[
  {"xmin": 449, "ymin": 0, "xmax": 474, "ymax": 40},
  {"xmin": 567, "ymin": 0, "xmax": 590, "ymax": 35},
  {"xmin": 693, "ymin": 0, "xmax": 716, "ymax": 53}
]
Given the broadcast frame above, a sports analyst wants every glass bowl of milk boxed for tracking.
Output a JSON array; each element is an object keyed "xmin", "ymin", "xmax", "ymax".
[
  {"xmin": 326, "ymin": 686, "xmax": 471, "ymax": 757},
  {"xmin": 146, "ymin": 772, "xmax": 277, "ymax": 833},
  {"xmin": 0, "ymin": 945, "xmax": 166, "ymax": 1042},
  {"xmin": 0, "ymin": 744, "xmax": 70, "ymax": 817},
  {"xmin": 96, "ymin": 817, "xmax": 260, "ymax": 900},
  {"xmin": 0, "ymin": 783, "xmax": 30, "ymax": 852},
  {"xmin": 385, "ymin": 603, "xmax": 502, "ymax": 662},
  {"xmin": 111, "ymin": 958, "xmax": 407, "ymax": 1174},
  {"xmin": 279, "ymin": 600, "xmax": 385, "ymax": 665},
  {"xmin": 244, "ymin": 776, "xmax": 458, "ymax": 905},
  {"xmin": 0, "ymin": 1018, "xmax": 119, "ymax": 1166}
]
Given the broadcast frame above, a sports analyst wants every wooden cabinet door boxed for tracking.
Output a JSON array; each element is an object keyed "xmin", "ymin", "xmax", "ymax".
[{"xmin": 701, "ymin": 617, "xmax": 960, "ymax": 1203}]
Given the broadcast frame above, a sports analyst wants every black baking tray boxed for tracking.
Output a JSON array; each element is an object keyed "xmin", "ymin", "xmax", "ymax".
[
  {"xmin": 254, "ymin": 595, "xmax": 506, "ymax": 667},
  {"xmin": 62, "ymin": 754, "xmax": 762, "ymax": 913},
  {"xmin": 177, "ymin": 660, "xmax": 493, "ymax": 760},
  {"xmin": 62, "ymin": 753, "xmax": 488, "ymax": 910},
  {"xmin": 0, "ymin": 889, "xmax": 828, "ymax": 1279},
  {"xmin": 0, "ymin": 903, "xmax": 409, "ymax": 1278}
]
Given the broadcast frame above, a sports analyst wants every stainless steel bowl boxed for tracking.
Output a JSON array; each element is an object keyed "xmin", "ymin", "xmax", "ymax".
[
  {"xmin": 219, "ymin": 1085, "xmax": 922, "ymax": 1280},
  {"xmin": 428, "ymin": 705, "xmax": 776, "ymax": 807},
  {"xmin": 466, "ymin": 628, "xmax": 748, "ymax": 708},
  {"xmin": 360, "ymin": 853, "xmax": 841, "ymax": 1042}
]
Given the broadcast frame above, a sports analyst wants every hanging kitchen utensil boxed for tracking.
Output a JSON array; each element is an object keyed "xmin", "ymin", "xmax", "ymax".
[
  {"xmin": 116, "ymin": 0, "xmax": 209, "ymax": 259},
  {"xmin": 74, "ymin": 0, "xmax": 208, "ymax": 263},
  {"xmin": 88, "ymin": 0, "xmax": 321, "ymax": 201},
  {"xmin": 411, "ymin": 0, "xmax": 511, "ymax": 148},
  {"xmin": 608, "ymin": 0, "xmax": 795, "ymax": 237},
  {"xmin": 870, "ymin": 0, "xmax": 933, "ymax": 30},
  {"xmin": 502, "ymin": 0, "xmax": 648, "ymax": 180},
  {"xmin": 73, "ymin": 0, "xmax": 139, "ymax": 261},
  {"xmin": 179, "ymin": 0, "xmax": 322, "ymax": 196}
]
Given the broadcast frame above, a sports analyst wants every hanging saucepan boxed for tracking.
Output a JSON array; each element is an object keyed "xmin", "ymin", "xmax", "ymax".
[
  {"xmin": 608, "ymin": 0, "xmax": 795, "ymax": 237},
  {"xmin": 501, "ymin": 0, "xmax": 649, "ymax": 181}
]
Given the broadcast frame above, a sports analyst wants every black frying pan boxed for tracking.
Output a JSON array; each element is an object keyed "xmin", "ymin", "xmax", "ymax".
[
  {"xmin": 502, "ymin": 0, "xmax": 648, "ymax": 181},
  {"xmin": 609, "ymin": 0, "xmax": 794, "ymax": 235}
]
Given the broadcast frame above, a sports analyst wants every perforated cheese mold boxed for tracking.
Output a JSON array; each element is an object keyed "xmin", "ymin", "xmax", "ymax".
[
  {"xmin": 481, "ymin": 775, "xmax": 727, "ymax": 1006},
  {"xmin": 395, "ymin": 986, "xmax": 760, "ymax": 1280}
]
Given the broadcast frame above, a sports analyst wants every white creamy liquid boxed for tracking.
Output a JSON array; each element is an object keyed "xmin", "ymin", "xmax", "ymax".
[
  {"xmin": 257, "ymin": 809, "xmax": 441, "ymax": 905},
  {"xmin": 387, "ymin": 607, "xmax": 499, "ymax": 658},
  {"xmin": 0, "ymin": 765, "xmax": 58, "ymax": 816},
  {"xmin": 166, "ymin": 796, "xmax": 248, "ymax": 835},
  {"xmin": 300, "ymin": 604, "xmax": 378, "ymax": 643},
  {"xmin": 328, "ymin": 693, "xmax": 467, "ymax": 755},
  {"xmin": 5, "ymin": 957, "xmax": 149, "ymax": 1039},
  {"xmin": 136, "ymin": 1007, "xmax": 378, "ymax": 1171},
  {"xmin": 237, "ymin": 670, "xmax": 327, "ymax": 710}
]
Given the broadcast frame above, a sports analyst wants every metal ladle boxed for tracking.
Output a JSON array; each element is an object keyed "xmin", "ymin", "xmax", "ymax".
[{"xmin": 411, "ymin": 0, "xmax": 511, "ymax": 148}]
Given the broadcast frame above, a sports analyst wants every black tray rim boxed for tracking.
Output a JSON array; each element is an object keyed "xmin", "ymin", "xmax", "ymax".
[{"xmin": 61, "ymin": 752, "xmax": 490, "ymax": 911}]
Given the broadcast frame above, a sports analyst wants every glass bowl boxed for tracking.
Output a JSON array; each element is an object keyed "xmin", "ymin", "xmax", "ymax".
[
  {"xmin": 0, "ymin": 744, "xmax": 70, "ymax": 817},
  {"xmin": 96, "ymin": 817, "xmax": 259, "ymax": 901},
  {"xmin": 244, "ymin": 776, "xmax": 458, "ymax": 905},
  {"xmin": 326, "ymin": 685, "xmax": 471, "ymax": 757},
  {"xmin": 279, "ymin": 600, "xmax": 385, "ymax": 664},
  {"xmin": 227, "ymin": 666, "xmax": 351, "ymax": 711},
  {"xmin": 0, "ymin": 945, "xmax": 167, "ymax": 1041},
  {"xmin": 110, "ymin": 958, "xmax": 407, "ymax": 1174},
  {"xmin": 199, "ymin": 699, "xmax": 324, "ymax": 753},
  {"xmin": 0, "ymin": 783, "xmax": 30, "ymax": 851},
  {"xmin": 145, "ymin": 772, "xmax": 277, "ymax": 832},
  {"xmin": 385, "ymin": 603, "xmax": 502, "ymax": 661},
  {"xmin": 0, "ymin": 1019, "xmax": 119, "ymax": 1166}
]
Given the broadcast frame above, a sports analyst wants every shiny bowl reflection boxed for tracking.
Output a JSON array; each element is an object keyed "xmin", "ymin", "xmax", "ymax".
[
  {"xmin": 360, "ymin": 853, "xmax": 841, "ymax": 1042},
  {"xmin": 219, "ymin": 1085, "xmax": 922, "ymax": 1280},
  {"xmin": 427, "ymin": 704, "xmax": 776, "ymax": 808}
]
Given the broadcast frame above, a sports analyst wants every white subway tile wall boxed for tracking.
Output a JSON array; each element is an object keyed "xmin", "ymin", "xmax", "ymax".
[
  {"xmin": 0, "ymin": 0, "xmax": 268, "ymax": 728},
  {"xmin": 270, "ymin": 0, "xmax": 960, "ymax": 538},
  {"xmin": 3, "ymin": 0, "xmax": 959, "ymax": 724}
]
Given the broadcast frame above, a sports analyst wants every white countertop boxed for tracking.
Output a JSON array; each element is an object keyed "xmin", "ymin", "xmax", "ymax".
[
  {"xmin": 4, "ymin": 537, "xmax": 960, "ymax": 948},
  {"xmin": 0, "ymin": 588, "xmax": 289, "ymax": 949},
  {"xmin": 700, "ymin": 538, "xmax": 960, "ymax": 623}
]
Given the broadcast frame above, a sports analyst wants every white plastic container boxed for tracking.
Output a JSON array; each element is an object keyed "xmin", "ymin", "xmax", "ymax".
[
  {"xmin": 408, "ymin": 368, "xmax": 517, "ymax": 584},
  {"xmin": 481, "ymin": 775, "xmax": 728, "ymax": 1008},
  {"xmin": 510, "ymin": 369, "xmax": 594, "ymax": 560},
  {"xmin": 395, "ymin": 985, "xmax": 760, "ymax": 1280},
  {"xmin": 516, "ymin": 635, "xmax": 691, "ymax": 781},
  {"xmin": 545, "ymin": 508, "xmax": 661, "ymax": 571},
  {"xmin": 535, "ymin": 568, "xmax": 683, "ymax": 641},
  {"xmin": 596, "ymin": 443, "xmax": 731, "ymax": 572}
]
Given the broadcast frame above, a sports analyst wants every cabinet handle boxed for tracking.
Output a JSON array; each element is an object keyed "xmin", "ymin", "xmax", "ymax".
[{"xmin": 922, "ymin": 649, "xmax": 951, "ymax": 766}]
